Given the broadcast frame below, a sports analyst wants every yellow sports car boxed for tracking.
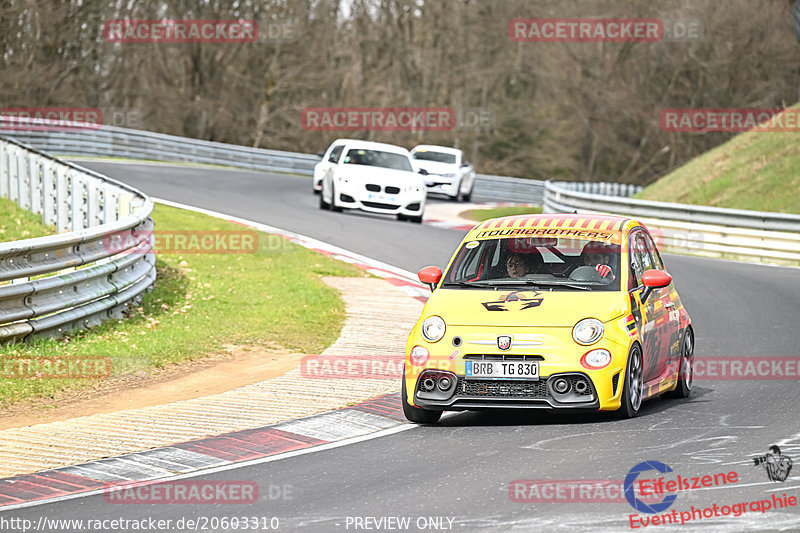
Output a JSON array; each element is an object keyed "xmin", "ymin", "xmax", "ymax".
[{"xmin": 402, "ymin": 213, "xmax": 693, "ymax": 423}]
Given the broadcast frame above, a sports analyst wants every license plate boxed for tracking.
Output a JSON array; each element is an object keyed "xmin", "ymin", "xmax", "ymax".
[
  {"xmin": 367, "ymin": 193, "xmax": 392, "ymax": 202},
  {"xmin": 465, "ymin": 361, "xmax": 539, "ymax": 380}
]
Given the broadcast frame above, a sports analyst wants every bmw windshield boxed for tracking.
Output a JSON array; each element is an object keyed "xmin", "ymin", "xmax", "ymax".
[
  {"xmin": 343, "ymin": 149, "xmax": 413, "ymax": 172},
  {"xmin": 442, "ymin": 236, "xmax": 622, "ymax": 291},
  {"xmin": 412, "ymin": 151, "xmax": 457, "ymax": 164}
]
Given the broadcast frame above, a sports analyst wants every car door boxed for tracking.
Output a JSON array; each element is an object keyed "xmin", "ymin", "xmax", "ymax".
[
  {"xmin": 321, "ymin": 144, "xmax": 344, "ymax": 195},
  {"xmin": 628, "ymin": 229, "xmax": 672, "ymax": 382},
  {"xmin": 459, "ymin": 157, "xmax": 475, "ymax": 195},
  {"xmin": 647, "ymin": 232, "xmax": 683, "ymax": 364}
]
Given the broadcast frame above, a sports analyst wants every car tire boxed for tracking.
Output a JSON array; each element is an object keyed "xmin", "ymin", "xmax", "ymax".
[
  {"xmin": 664, "ymin": 328, "xmax": 693, "ymax": 399},
  {"xmin": 617, "ymin": 344, "xmax": 643, "ymax": 418},
  {"xmin": 409, "ymin": 215, "xmax": 423, "ymax": 223},
  {"xmin": 397, "ymin": 213, "xmax": 407, "ymax": 221},
  {"xmin": 331, "ymin": 185, "xmax": 343, "ymax": 213},
  {"xmin": 401, "ymin": 375, "xmax": 442, "ymax": 424},
  {"xmin": 319, "ymin": 185, "xmax": 330, "ymax": 210},
  {"xmin": 462, "ymin": 185, "xmax": 473, "ymax": 203}
]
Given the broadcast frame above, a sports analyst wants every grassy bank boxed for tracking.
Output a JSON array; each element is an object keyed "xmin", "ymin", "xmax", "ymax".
[
  {"xmin": 0, "ymin": 199, "xmax": 56, "ymax": 242},
  {"xmin": 0, "ymin": 201, "xmax": 362, "ymax": 405},
  {"xmin": 636, "ymin": 105, "xmax": 800, "ymax": 214}
]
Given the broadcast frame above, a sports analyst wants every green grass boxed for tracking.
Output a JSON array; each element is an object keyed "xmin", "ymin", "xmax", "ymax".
[
  {"xmin": 0, "ymin": 198, "xmax": 56, "ymax": 241},
  {"xmin": 636, "ymin": 105, "xmax": 800, "ymax": 213},
  {"xmin": 462, "ymin": 205, "xmax": 542, "ymax": 222},
  {"xmin": 0, "ymin": 203, "xmax": 362, "ymax": 406}
]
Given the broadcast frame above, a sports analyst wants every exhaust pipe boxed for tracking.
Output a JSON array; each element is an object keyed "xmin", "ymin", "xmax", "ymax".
[
  {"xmin": 553, "ymin": 378, "xmax": 570, "ymax": 394},
  {"xmin": 574, "ymin": 380, "xmax": 588, "ymax": 393},
  {"xmin": 423, "ymin": 378, "xmax": 436, "ymax": 392}
]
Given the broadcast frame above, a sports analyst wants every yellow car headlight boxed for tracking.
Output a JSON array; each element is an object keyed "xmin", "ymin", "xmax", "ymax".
[
  {"xmin": 573, "ymin": 318, "xmax": 604, "ymax": 345},
  {"xmin": 410, "ymin": 345, "xmax": 430, "ymax": 366},
  {"xmin": 421, "ymin": 316, "xmax": 446, "ymax": 342}
]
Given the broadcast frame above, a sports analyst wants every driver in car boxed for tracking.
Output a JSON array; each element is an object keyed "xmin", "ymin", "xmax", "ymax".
[
  {"xmin": 581, "ymin": 243, "xmax": 616, "ymax": 280},
  {"xmin": 506, "ymin": 251, "xmax": 544, "ymax": 278}
]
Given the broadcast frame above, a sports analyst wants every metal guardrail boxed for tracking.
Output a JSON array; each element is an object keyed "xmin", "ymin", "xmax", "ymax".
[
  {"xmin": 2, "ymin": 120, "xmax": 644, "ymax": 205},
  {"xmin": 553, "ymin": 181, "xmax": 643, "ymax": 198},
  {"xmin": 472, "ymin": 174, "xmax": 545, "ymax": 203},
  {"xmin": 543, "ymin": 180, "xmax": 800, "ymax": 265},
  {"xmin": 2, "ymin": 119, "xmax": 320, "ymax": 176},
  {"xmin": 0, "ymin": 135, "xmax": 156, "ymax": 342}
]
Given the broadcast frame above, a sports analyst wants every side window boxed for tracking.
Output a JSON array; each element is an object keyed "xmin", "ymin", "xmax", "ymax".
[
  {"xmin": 459, "ymin": 246, "xmax": 485, "ymax": 281},
  {"xmin": 646, "ymin": 233, "xmax": 664, "ymax": 270},
  {"xmin": 328, "ymin": 145, "xmax": 343, "ymax": 163},
  {"xmin": 629, "ymin": 230, "xmax": 663, "ymax": 288},
  {"xmin": 629, "ymin": 232, "xmax": 652, "ymax": 288}
]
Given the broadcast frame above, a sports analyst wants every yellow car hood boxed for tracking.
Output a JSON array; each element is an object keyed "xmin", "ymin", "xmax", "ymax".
[{"xmin": 426, "ymin": 288, "xmax": 629, "ymax": 327}]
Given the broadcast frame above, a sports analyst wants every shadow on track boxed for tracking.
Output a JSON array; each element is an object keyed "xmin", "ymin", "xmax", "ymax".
[{"xmin": 432, "ymin": 386, "xmax": 713, "ymax": 428}]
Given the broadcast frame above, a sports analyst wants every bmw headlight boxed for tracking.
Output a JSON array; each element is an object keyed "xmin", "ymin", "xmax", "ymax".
[
  {"xmin": 421, "ymin": 316, "xmax": 446, "ymax": 342},
  {"xmin": 572, "ymin": 318, "xmax": 604, "ymax": 345}
]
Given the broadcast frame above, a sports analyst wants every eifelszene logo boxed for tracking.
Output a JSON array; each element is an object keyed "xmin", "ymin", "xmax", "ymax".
[{"xmin": 753, "ymin": 445, "xmax": 793, "ymax": 482}]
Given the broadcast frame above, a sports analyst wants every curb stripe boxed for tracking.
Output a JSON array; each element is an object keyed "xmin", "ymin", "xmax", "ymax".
[{"xmin": 0, "ymin": 393, "xmax": 406, "ymax": 508}]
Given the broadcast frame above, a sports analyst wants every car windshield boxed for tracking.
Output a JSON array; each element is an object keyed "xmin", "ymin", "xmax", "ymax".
[
  {"xmin": 343, "ymin": 149, "xmax": 413, "ymax": 171},
  {"xmin": 412, "ymin": 151, "xmax": 457, "ymax": 164},
  {"xmin": 442, "ymin": 236, "xmax": 621, "ymax": 291}
]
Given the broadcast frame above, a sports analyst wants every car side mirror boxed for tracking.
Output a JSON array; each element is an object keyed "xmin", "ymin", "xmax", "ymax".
[
  {"xmin": 418, "ymin": 168, "xmax": 428, "ymax": 176},
  {"xmin": 640, "ymin": 269, "xmax": 672, "ymax": 302},
  {"xmin": 418, "ymin": 266, "xmax": 442, "ymax": 291},
  {"xmin": 316, "ymin": 151, "xmax": 325, "ymax": 158}
]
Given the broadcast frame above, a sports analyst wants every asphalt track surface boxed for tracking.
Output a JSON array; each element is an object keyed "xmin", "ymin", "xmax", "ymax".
[{"xmin": 4, "ymin": 162, "xmax": 800, "ymax": 532}]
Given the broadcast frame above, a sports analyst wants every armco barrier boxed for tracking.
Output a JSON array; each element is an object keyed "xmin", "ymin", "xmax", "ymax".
[
  {"xmin": 0, "ymin": 136, "xmax": 156, "ymax": 342},
  {"xmin": 1, "ymin": 118, "xmax": 642, "ymax": 205},
  {"xmin": 1, "ymin": 118, "xmax": 320, "ymax": 177},
  {"xmin": 543, "ymin": 181, "xmax": 800, "ymax": 265}
]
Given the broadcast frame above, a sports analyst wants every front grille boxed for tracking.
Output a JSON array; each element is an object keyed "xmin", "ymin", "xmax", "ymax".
[
  {"xmin": 385, "ymin": 186, "xmax": 400, "ymax": 194},
  {"xmin": 365, "ymin": 184, "xmax": 381, "ymax": 192},
  {"xmin": 362, "ymin": 201, "xmax": 398, "ymax": 210},
  {"xmin": 464, "ymin": 354, "xmax": 545, "ymax": 362},
  {"xmin": 456, "ymin": 378, "xmax": 550, "ymax": 398}
]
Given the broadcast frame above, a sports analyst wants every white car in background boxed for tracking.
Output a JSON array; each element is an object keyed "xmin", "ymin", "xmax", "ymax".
[
  {"xmin": 312, "ymin": 139, "xmax": 352, "ymax": 194},
  {"xmin": 318, "ymin": 140, "xmax": 426, "ymax": 223},
  {"xmin": 410, "ymin": 145, "xmax": 476, "ymax": 202}
]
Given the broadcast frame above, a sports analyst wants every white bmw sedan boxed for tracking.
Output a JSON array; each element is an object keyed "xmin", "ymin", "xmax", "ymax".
[
  {"xmin": 318, "ymin": 140, "xmax": 426, "ymax": 223},
  {"xmin": 410, "ymin": 145, "xmax": 476, "ymax": 202}
]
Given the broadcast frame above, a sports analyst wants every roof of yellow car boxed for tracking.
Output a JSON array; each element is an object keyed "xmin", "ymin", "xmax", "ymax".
[{"xmin": 466, "ymin": 213, "xmax": 633, "ymax": 242}]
